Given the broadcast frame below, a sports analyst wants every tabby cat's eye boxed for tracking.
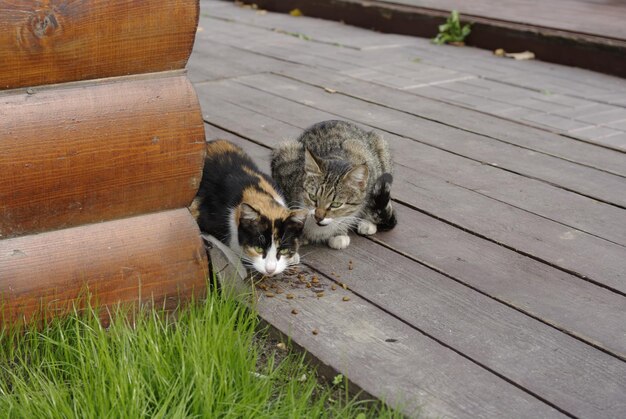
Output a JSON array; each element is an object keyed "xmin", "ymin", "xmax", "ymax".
[
  {"xmin": 329, "ymin": 202, "xmax": 343, "ymax": 209},
  {"xmin": 308, "ymin": 193, "xmax": 317, "ymax": 201},
  {"xmin": 253, "ymin": 246, "xmax": 264, "ymax": 253},
  {"xmin": 279, "ymin": 248, "xmax": 290, "ymax": 255}
]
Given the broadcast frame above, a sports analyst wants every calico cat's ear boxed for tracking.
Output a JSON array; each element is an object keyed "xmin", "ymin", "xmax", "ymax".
[
  {"xmin": 239, "ymin": 203, "xmax": 260, "ymax": 222},
  {"xmin": 343, "ymin": 164, "xmax": 369, "ymax": 191},
  {"xmin": 304, "ymin": 148, "xmax": 323, "ymax": 176}
]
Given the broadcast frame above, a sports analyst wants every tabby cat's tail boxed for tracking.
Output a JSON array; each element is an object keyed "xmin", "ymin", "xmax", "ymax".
[{"xmin": 371, "ymin": 173, "xmax": 397, "ymax": 231}]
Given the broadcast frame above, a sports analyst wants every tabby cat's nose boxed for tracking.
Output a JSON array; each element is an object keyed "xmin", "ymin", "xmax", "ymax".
[{"xmin": 314, "ymin": 208, "xmax": 325, "ymax": 222}]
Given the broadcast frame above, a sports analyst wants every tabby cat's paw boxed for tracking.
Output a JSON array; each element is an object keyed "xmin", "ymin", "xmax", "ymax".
[
  {"xmin": 357, "ymin": 220, "xmax": 377, "ymax": 236},
  {"xmin": 328, "ymin": 235, "xmax": 350, "ymax": 249}
]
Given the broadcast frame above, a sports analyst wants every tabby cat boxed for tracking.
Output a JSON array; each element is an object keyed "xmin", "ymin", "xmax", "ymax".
[
  {"xmin": 191, "ymin": 140, "xmax": 307, "ymax": 276},
  {"xmin": 271, "ymin": 120, "xmax": 396, "ymax": 250}
]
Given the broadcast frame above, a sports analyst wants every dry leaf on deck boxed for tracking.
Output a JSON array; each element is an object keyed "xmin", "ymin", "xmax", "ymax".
[{"xmin": 504, "ymin": 51, "xmax": 535, "ymax": 60}]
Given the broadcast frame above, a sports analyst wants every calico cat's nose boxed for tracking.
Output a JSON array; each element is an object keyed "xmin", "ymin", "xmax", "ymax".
[{"xmin": 265, "ymin": 261, "xmax": 277, "ymax": 275}]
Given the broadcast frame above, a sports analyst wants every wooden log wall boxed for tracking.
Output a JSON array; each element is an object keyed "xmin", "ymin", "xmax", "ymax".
[{"xmin": 0, "ymin": 0, "xmax": 207, "ymax": 325}]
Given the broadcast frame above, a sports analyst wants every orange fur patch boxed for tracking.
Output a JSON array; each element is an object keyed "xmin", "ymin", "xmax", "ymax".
[
  {"xmin": 241, "ymin": 186, "xmax": 291, "ymax": 221},
  {"xmin": 205, "ymin": 139, "xmax": 245, "ymax": 157},
  {"xmin": 243, "ymin": 166, "xmax": 283, "ymax": 203}
]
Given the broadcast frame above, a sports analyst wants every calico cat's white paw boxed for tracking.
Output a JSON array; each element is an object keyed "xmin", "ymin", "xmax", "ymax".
[
  {"xmin": 328, "ymin": 235, "xmax": 350, "ymax": 249},
  {"xmin": 357, "ymin": 220, "xmax": 377, "ymax": 236},
  {"xmin": 290, "ymin": 253, "xmax": 301, "ymax": 265}
]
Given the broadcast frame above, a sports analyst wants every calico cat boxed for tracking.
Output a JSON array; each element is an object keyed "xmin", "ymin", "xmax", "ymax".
[
  {"xmin": 271, "ymin": 120, "xmax": 396, "ymax": 250},
  {"xmin": 191, "ymin": 140, "xmax": 307, "ymax": 276}
]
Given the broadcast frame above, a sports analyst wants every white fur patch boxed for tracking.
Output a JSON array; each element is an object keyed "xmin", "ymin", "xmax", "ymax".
[
  {"xmin": 274, "ymin": 195, "xmax": 286, "ymax": 207},
  {"xmin": 357, "ymin": 220, "xmax": 377, "ymax": 236},
  {"xmin": 328, "ymin": 235, "xmax": 350, "ymax": 249},
  {"xmin": 318, "ymin": 218, "xmax": 333, "ymax": 226},
  {"xmin": 303, "ymin": 214, "xmax": 354, "ymax": 244},
  {"xmin": 250, "ymin": 241, "xmax": 288, "ymax": 276}
]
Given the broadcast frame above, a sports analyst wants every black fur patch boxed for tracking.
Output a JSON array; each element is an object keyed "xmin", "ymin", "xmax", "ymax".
[{"xmin": 369, "ymin": 172, "xmax": 397, "ymax": 231}]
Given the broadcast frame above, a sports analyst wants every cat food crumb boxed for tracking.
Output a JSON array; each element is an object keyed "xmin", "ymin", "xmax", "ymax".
[
  {"xmin": 265, "ymin": 292, "xmax": 275, "ymax": 297},
  {"xmin": 331, "ymin": 284, "xmax": 337, "ymax": 291},
  {"xmin": 331, "ymin": 271, "xmax": 336, "ymax": 276},
  {"xmin": 306, "ymin": 283, "xmax": 312, "ymax": 288},
  {"xmin": 275, "ymin": 288, "xmax": 284, "ymax": 294},
  {"xmin": 311, "ymin": 276, "xmax": 319, "ymax": 284},
  {"xmin": 316, "ymin": 292, "xmax": 324, "ymax": 298},
  {"xmin": 276, "ymin": 342, "xmax": 287, "ymax": 351},
  {"xmin": 342, "ymin": 283, "xmax": 348, "ymax": 290},
  {"xmin": 259, "ymin": 284, "xmax": 269, "ymax": 291},
  {"xmin": 342, "ymin": 296, "xmax": 351, "ymax": 302},
  {"xmin": 312, "ymin": 329, "xmax": 319, "ymax": 335},
  {"xmin": 348, "ymin": 261, "xmax": 353, "ymax": 270},
  {"xmin": 286, "ymin": 293, "xmax": 295, "ymax": 299},
  {"xmin": 291, "ymin": 309, "xmax": 299, "ymax": 315}
]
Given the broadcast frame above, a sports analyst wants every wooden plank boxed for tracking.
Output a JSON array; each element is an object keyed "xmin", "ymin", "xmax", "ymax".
[
  {"xmin": 204, "ymin": 126, "xmax": 626, "ymax": 361},
  {"xmin": 192, "ymin": 28, "xmax": 626, "ymax": 176},
  {"xmin": 0, "ymin": 209, "xmax": 208, "ymax": 325},
  {"xmin": 233, "ymin": 73, "xmax": 626, "ymax": 208},
  {"xmin": 187, "ymin": 41, "xmax": 291, "ymax": 84},
  {"xmin": 195, "ymin": 81, "xmax": 626, "ymax": 293},
  {"xmin": 272, "ymin": 65, "xmax": 626, "ymax": 178},
  {"xmin": 240, "ymin": 0, "xmax": 626, "ymax": 78},
  {"xmin": 0, "ymin": 74, "xmax": 206, "ymax": 238},
  {"xmin": 201, "ymin": 2, "xmax": 626, "ymax": 105},
  {"xmin": 202, "ymin": 0, "xmax": 416, "ymax": 50},
  {"xmin": 207, "ymin": 239, "xmax": 565, "ymax": 419},
  {"xmin": 382, "ymin": 0, "xmax": 626, "ymax": 40},
  {"xmin": 0, "ymin": 0, "xmax": 199, "ymax": 89},
  {"xmin": 302, "ymin": 237, "xmax": 626, "ymax": 418}
]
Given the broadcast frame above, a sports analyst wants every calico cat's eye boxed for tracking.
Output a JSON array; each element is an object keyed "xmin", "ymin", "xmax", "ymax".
[
  {"xmin": 308, "ymin": 193, "xmax": 317, "ymax": 202},
  {"xmin": 253, "ymin": 246, "xmax": 264, "ymax": 253},
  {"xmin": 329, "ymin": 202, "xmax": 343, "ymax": 209},
  {"xmin": 278, "ymin": 248, "xmax": 291, "ymax": 255}
]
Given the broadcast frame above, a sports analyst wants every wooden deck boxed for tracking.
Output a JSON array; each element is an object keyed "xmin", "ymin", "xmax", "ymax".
[
  {"xmin": 191, "ymin": 1, "xmax": 626, "ymax": 417},
  {"xmin": 243, "ymin": 0, "xmax": 626, "ymax": 78}
]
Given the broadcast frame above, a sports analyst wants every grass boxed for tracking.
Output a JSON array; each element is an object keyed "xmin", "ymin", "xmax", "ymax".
[{"xmin": 0, "ymin": 281, "xmax": 401, "ymax": 418}]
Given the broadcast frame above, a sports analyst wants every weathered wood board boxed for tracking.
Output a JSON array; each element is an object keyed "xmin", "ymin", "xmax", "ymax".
[
  {"xmin": 0, "ymin": 0, "xmax": 199, "ymax": 89},
  {"xmin": 0, "ymin": 73, "xmax": 205, "ymax": 238},
  {"xmin": 207, "ymin": 237, "xmax": 565, "ymax": 419},
  {"xmin": 0, "ymin": 209, "xmax": 208, "ymax": 324}
]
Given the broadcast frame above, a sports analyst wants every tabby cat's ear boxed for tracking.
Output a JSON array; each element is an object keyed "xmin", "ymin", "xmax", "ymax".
[
  {"xmin": 239, "ymin": 203, "xmax": 260, "ymax": 222},
  {"xmin": 304, "ymin": 148, "xmax": 323, "ymax": 176},
  {"xmin": 343, "ymin": 164, "xmax": 369, "ymax": 191}
]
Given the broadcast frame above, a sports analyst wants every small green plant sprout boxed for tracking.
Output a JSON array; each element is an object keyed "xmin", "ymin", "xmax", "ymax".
[
  {"xmin": 433, "ymin": 10, "xmax": 471, "ymax": 45},
  {"xmin": 332, "ymin": 373, "xmax": 344, "ymax": 385}
]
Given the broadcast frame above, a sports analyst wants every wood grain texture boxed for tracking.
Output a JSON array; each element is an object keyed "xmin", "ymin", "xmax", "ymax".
[
  {"xmin": 241, "ymin": 0, "xmax": 626, "ymax": 78},
  {"xmin": 271, "ymin": 65, "xmax": 626, "ymax": 178},
  {"xmin": 0, "ymin": 209, "xmax": 208, "ymax": 324},
  {"xmin": 0, "ymin": 74, "xmax": 206, "ymax": 238},
  {"xmin": 304, "ymin": 237, "xmax": 626, "ymax": 418},
  {"xmin": 208, "ymin": 244, "xmax": 564, "ymax": 419},
  {"xmin": 0, "ymin": 0, "xmax": 199, "ymax": 89}
]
